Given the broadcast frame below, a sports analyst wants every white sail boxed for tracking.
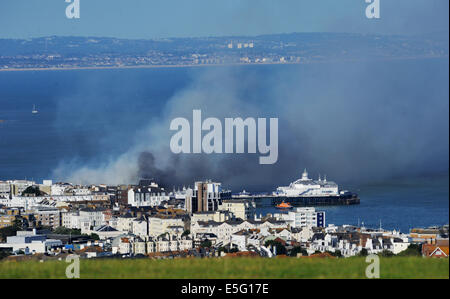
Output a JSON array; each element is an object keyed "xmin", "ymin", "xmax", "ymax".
[{"xmin": 32, "ymin": 104, "xmax": 38, "ymax": 114}]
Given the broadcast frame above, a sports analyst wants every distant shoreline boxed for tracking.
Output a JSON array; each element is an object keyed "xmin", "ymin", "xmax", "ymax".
[
  {"xmin": 0, "ymin": 62, "xmax": 289, "ymax": 72},
  {"xmin": 0, "ymin": 56, "xmax": 446, "ymax": 72}
]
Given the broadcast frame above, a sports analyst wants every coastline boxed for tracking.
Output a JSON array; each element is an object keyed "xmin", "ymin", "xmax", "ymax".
[{"xmin": 0, "ymin": 55, "xmax": 446, "ymax": 72}]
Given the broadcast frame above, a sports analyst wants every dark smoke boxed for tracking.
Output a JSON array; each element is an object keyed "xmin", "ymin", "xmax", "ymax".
[
  {"xmin": 137, "ymin": 151, "xmax": 178, "ymax": 188},
  {"xmin": 55, "ymin": 58, "xmax": 448, "ymax": 192}
]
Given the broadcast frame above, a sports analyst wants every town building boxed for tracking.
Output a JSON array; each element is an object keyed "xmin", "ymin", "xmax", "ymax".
[
  {"xmin": 0, "ymin": 181, "xmax": 11, "ymax": 198},
  {"xmin": 0, "ymin": 229, "xmax": 62, "ymax": 254},
  {"xmin": 191, "ymin": 210, "xmax": 232, "ymax": 223},
  {"xmin": 83, "ymin": 225, "xmax": 126, "ymax": 240},
  {"xmin": 128, "ymin": 183, "xmax": 170, "ymax": 207},
  {"xmin": 9, "ymin": 180, "xmax": 35, "ymax": 196},
  {"xmin": 148, "ymin": 214, "xmax": 188, "ymax": 237},
  {"xmin": 276, "ymin": 207, "xmax": 325, "ymax": 228},
  {"xmin": 79, "ymin": 207, "xmax": 107, "ymax": 228},
  {"xmin": 185, "ymin": 181, "xmax": 232, "ymax": 214},
  {"xmin": 132, "ymin": 216, "xmax": 148, "ymax": 237},
  {"xmin": 191, "ymin": 218, "xmax": 287, "ymax": 245},
  {"xmin": 422, "ymin": 239, "xmax": 449, "ymax": 258},
  {"xmin": 34, "ymin": 208, "xmax": 61, "ymax": 229},
  {"xmin": 0, "ymin": 207, "xmax": 21, "ymax": 228},
  {"xmin": 147, "ymin": 235, "xmax": 193, "ymax": 253},
  {"xmin": 115, "ymin": 214, "xmax": 135, "ymax": 233},
  {"xmin": 231, "ymin": 229, "xmax": 266, "ymax": 251},
  {"xmin": 218, "ymin": 199, "xmax": 256, "ymax": 220}
]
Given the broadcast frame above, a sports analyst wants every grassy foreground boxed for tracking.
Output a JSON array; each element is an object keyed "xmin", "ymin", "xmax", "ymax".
[{"xmin": 0, "ymin": 257, "xmax": 448, "ymax": 279}]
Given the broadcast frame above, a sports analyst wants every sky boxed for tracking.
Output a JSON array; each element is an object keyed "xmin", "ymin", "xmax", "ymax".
[{"xmin": 0, "ymin": 0, "xmax": 448, "ymax": 39}]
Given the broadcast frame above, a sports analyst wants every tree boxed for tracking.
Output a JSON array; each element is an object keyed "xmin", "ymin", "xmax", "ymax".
[
  {"xmin": 289, "ymin": 246, "xmax": 308, "ymax": 257},
  {"xmin": 90, "ymin": 233, "xmax": 100, "ymax": 241},
  {"xmin": 53, "ymin": 227, "xmax": 82, "ymax": 235},
  {"xmin": 379, "ymin": 250, "xmax": 394, "ymax": 257},
  {"xmin": 358, "ymin": 248, "xmax": 368, "ymax": 256},
  {"xmin": 217, "ymin": 246, "xmax": 238, "ymax": 254},
  {"xmin": 12, "ymin": 218, "xmax": 23, "ymax": 229},
  {"xmin": 0, "ymin": 219, "xmax": 22, "ymax": 242},
  {"xmin": 181, "ymin": 230, "xmax": 190, "ymax": 237},
  {"xmin": 397, "ymin": 244, "xmax": 422, "ymax": 256},
  {"xmin": 36, "ymin": 225, "xmax": 53, "ymax": 231},
  {"xmin": 327, "ymin": 250, "xmax": 342, "ymax": 257},
  {"xmin": 0, "ymin": 249, "xmax": 11, "ymax": 260},
  {"xmin": 200, "ymin": 239, "xmax": 212, "ymax": 248},
  {"xmin": 265, "ymin": 240, "xmax": 287, "ymax": 255},
  {"xmin": 21, "ymin": 186, "xmax": 46, "ymax": 196}
]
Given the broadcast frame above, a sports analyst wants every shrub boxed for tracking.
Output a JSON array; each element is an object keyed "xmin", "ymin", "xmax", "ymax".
[{"xmin": 289, "ymin": 246, "xmax": 308, "ymax": 257}]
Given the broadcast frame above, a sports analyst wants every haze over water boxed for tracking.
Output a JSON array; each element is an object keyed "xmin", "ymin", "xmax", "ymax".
[{"xmin": 0, "ymin": 60, "xmax": 448, "ymax": 231}]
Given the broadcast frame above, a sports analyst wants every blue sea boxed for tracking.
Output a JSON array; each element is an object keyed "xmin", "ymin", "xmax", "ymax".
[
  {"xmin": 0, "ymin": 60, "xmax": 448, "ymax": 232},
  {"xmin": 257, "ymin": 176, "xmax": 449, "ymax": 232}
]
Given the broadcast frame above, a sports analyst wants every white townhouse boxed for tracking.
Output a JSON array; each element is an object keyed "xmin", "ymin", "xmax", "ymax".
[
  {"xmin": 115, "ymin": 214, "xmax": 135, "ymax": 233},
  {"xmin": 132, "ymin": 217, "xmax": 149, "ymax": 237},
  {"xmin": 128, "ymin": 185, "xmax": 170, "ymax": 208},
  {"xmin": 62, "ymin": 208, "xmax": 108, "ymax": 230},
  {"xmin": 79, "ymin": 207, "xmax": 106, "ymax": 228},
  {"xmin": 191, "ymin": 219, "xmax": 287, "ymax": 244},
  {"xmin": 148, "ymin": 215, "xmax": 188, "ymax": 237},
  {"xmin": 146, "ymin": 235, "xmax": 193, "ymax": 253},
  {"xmin": 290, "ymin": 226, "xmax": 315, "ymax": 242},
  {"xmin": 3, "ymin": 194, "xmax": 109, "ymax": 209},
  {"xmin": 218, "ymin": 199, "xmax": 256, "ymax": 220},
  {"xmin": 62, "ymin": 211, "xmax": 81, "ymax": 229},
  {"xmin": 231, "ymin": 230, "xmax": 266, "ymax": 251}
]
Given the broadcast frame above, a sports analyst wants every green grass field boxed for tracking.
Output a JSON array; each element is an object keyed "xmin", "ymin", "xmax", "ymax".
[{"xmin": 0, "ymin": 257, "xmax": 448, "ymax": 279}]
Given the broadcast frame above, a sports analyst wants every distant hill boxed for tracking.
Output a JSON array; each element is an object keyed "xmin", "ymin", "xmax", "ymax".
[{"xmin": 0, "ymin": 32, "xmax": 448, "ymax": 56}]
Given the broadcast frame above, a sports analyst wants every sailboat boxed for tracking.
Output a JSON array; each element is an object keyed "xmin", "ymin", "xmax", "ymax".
[{"xmin": 32, "ymin": 104, "xmax": 39, "ymax": 114}]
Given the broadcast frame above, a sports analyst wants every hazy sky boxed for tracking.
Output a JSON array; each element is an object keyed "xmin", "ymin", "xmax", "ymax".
[{"xmin": 0, "ymin": 0, "xmax": 448, "ymax": 39}]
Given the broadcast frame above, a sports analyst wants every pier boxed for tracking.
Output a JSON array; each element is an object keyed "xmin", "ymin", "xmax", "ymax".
[{"xmin": 232, "ymin": 193, "xmax": 360, "ymax": 207}]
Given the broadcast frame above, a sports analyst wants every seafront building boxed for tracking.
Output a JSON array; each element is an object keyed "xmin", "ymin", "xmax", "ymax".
[
  {"xmin": 0, "ymin": 178, "xmax": 448, "ymax": 259},
  {"xmin": 274, "ymin": 207, "xmax": 325, "ymax": 228}
]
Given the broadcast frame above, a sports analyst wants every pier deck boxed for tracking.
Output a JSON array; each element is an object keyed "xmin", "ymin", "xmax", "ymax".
[{"xmin": 231, "ymin": 194, "xmax": 360, "ymax": 206}]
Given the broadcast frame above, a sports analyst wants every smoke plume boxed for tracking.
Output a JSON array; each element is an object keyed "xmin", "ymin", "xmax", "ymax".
[{"xmin": 53, "ymin": 59, "xmax": 449, "ymax": 191}]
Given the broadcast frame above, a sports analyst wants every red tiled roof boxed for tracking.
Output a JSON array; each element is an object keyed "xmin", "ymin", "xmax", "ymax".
[
  {"xmin": 225, "ymin": 251, "xmax": 260, "ymax": 258},
  {"xmin": 78, "ymin": 246, "xmax": 104, "ymax": 253},
  {"xmin": 304, "ymin": 252, "xmax": 335, "ymax": 258},
  {"xmin": 422, "ymin": 244, "xmax": 449, "ymax": 258}
]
